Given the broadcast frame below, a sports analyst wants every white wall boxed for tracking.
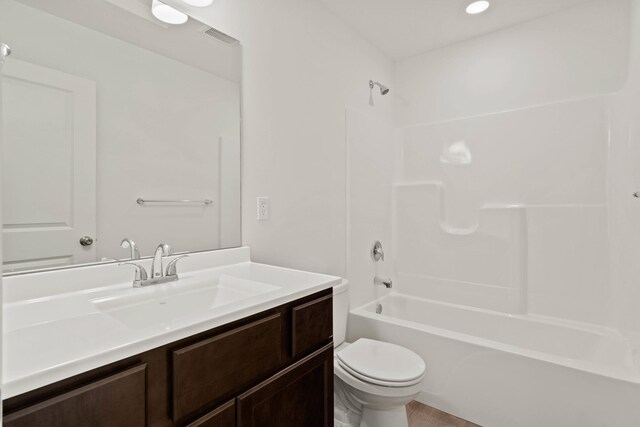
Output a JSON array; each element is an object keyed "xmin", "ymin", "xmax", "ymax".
[
  {"xmin": 1, "ymin": 0, "xmax": 240, "ymax": 259},
  {"xmin": 168, "ymin": 0, "xmax": 395, "ymax": 284},
  {"xmin": 392, "ymin": 0, "xmax": 631, "ymax": 325},
  {"xmin": 346, "ymin": 108, "xmax": 395, "ymax": 308},
  {"xmin": 395, "ymin": 0, "xmax": 629, "ymax": 127}
]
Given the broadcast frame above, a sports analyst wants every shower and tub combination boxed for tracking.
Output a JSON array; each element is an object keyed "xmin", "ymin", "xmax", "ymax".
[
  {"xmin": 349, "ymin": 293, "xmax": 640, "ymax": 426},
  {"xmin": 346, "ymin": 0, "xmax": 640, "ymax": 425},
  {"xmin": 348, "ymin": 115, "xmax": 640, "ymax": 426}
]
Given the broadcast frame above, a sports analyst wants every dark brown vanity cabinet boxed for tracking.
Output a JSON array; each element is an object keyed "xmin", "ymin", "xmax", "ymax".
[{"xmin": 3, "ymin": 289, "xmax": 334, "ymax": 427}]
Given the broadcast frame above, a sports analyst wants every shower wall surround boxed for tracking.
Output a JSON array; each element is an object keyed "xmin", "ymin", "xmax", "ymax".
[
  {"xmin": 608, "ymin": 0, "xmax": 640, "ymax": 337},
  {"xmin": 392, "ymin": 0, "xmax": 631, "ymax": 327},
  {"xmin": 395, "ymin": 98, "xmax": 610, "ymax": 322}
]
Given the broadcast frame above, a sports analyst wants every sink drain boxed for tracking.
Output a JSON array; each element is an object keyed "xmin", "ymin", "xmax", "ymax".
[{"xmin": 375, "ymin": 304, "xmax": 382, "ymax": 314}]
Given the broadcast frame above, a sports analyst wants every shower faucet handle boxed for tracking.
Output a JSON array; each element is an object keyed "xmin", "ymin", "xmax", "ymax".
[{"xmin": 372, "ymin": 241, "xmax": 385, "ymax": 262}]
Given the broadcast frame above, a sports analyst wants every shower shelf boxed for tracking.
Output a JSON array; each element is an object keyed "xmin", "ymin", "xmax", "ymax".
[{"xmin": 392, "ymin": 181, "xmax": 525, "ymax": 236}]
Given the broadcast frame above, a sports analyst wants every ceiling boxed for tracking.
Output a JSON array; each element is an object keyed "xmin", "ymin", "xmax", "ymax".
[
  {"xmin": 15, "ymin": 0, "xmax": 241, "ymax": 82},
  {"xmin": 319, "ymin": 0, "xmax": 595, "ymax": 60}
]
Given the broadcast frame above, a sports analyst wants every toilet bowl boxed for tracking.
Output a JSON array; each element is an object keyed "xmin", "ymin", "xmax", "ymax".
[{"xmin": 333, "ymin": 281, "xmax": 426, "ymax": 427}]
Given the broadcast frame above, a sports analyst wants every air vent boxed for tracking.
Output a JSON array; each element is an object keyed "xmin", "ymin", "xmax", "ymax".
[{"xmin": 202, "ymin": 26, "xmax": 239, "ymax": 46}]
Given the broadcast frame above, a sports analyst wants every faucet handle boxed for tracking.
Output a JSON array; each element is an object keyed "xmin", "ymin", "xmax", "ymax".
[
  {"xmin": 165, "ymin": 255, "xmax": 189, "ymax": 277},
  {"xmin": 119, "ymin": 262, "xmax": 149, "ymax": 286},
  {"xmin": 372, "ymin": 241, "xmax": 385, "ymax": 262}
]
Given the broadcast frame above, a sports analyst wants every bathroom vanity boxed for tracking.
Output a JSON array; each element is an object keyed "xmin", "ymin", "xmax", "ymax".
[
  {"xmin": 2, "ymin": 248, "xmax": 338, "ymax": 427},
  {"xmin": 2, "ymin": 1, "xmax": 336, "ymax": 425}
]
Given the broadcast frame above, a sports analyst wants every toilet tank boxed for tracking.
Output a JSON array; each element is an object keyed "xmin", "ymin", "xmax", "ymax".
[{"xmin": 333, "ymin": 279, "xmax": 349, "ymax": 347}]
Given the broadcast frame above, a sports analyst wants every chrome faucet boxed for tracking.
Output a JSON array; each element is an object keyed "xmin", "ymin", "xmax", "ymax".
[
  {"xmin": 119, "ymin": 242, "xmax": 188, "ymax": 287},
  {"xmin": 374, "ymin": 276, "xmax": 393, "ymax": 289},
  {"xmin": 120, "ymin": 262, "xmax": 149, "ymax": 287},
  {"xmin": 151, "ymin": 243, "xmax": 173, "ymax": 278},
  {"xmin": 120, "ymin": 238, "xmax": 140, "ymax": 260}
]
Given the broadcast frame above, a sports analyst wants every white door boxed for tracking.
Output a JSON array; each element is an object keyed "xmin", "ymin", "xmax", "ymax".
[{"xmin": 1, "ymin": 59, "xmax": 96, "ymax": 272}]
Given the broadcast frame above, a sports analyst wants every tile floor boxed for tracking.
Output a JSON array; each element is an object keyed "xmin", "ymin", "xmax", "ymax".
[{"xmin": 407, "ymin": 401, "xmax": 480, "ymax": 427}]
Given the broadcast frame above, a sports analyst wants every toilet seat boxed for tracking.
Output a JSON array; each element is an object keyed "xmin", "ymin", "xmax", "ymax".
[
  {"xmin": 336, "ymin": 338, "xmax": 426, "ymax": 388},
  {"xmin": 337, "ymin": 359, "xmax": 424, "ymax": 387},
  {"xmin": 334, "ymin": 360, "xmax": 425, "ymax": 399}
]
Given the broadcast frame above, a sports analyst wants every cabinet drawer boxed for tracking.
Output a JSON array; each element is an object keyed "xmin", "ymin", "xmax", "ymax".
[
  {"xmin": 186, "ymin": 399, "xmax": 235, "ymax": 427},
  {"xmin": 291, "ymin": 294, "xmax": 333, "ymax": 358},
  {"xmin": 3, "ymin": 364, "xmax": 146, "ymax": 427},
  {"xmin": 172, "ymin": 313, "xmax": 283, "ymax": 422}
]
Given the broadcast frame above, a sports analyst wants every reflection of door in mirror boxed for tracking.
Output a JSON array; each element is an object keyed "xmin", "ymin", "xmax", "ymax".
[
  {"xmin": 1, "ymin": 0, "xmax": 241, "ymax": 273},
  {"xmin": 1, "ymin": 60, "xmax": 96, "ymax": 272}
]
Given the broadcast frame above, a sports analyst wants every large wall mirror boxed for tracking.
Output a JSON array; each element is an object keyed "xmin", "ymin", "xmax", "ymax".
[{"xmin": 0, "ymin": 0, "xmax": 241, "ymax": 274}]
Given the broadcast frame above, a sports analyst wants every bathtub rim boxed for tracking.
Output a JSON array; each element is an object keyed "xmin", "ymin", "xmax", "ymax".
[{"xmin": 350, "ymin": 292, "xmax": 640, "ymax": 385}]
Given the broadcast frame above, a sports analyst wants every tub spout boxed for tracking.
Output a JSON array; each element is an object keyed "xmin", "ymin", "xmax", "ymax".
[{"xmin": 374, "ymin": 276, "xmax": 392, "ymax": 289}]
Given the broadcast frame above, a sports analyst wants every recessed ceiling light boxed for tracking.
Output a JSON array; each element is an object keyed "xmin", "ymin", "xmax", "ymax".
[
  {"xmin": 466, "ymin": 1, "xmax": 490, "ymax": 15},
  {"xmin": 151, "ymin": 0, "xmax": 188, "ymax": 25},
  {"xmin": 182, "ymin": 0, "xmax": 213, "ymax": 6}
]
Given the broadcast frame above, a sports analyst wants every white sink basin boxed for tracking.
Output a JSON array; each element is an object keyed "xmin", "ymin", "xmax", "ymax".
[
  {"xmin": 91, "ymin": 275, "xmax": 280, "ymax": 329},
  {"xmin": 3, "ymin": 247, "xmax": 342, "ymax": 400}
]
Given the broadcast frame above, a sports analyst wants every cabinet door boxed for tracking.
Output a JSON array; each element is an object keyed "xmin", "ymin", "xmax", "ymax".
[
  {"xmin": 291, "ymin": 294, "xmax": 332, "ymax": 358},
  {"xmin": 185, "ymin": 400, "xmax": 235, "ymax": 427},
  {"xmin": 172, "ymin": 313, "xmax": 283, "ymax": 422},
  {"xmin": 3, "ymin": 364, "xmax": 146, "ymax": 427},
  {"xmin": 236, "ymin": 343, "xmax": 333, "ymax": 427}
]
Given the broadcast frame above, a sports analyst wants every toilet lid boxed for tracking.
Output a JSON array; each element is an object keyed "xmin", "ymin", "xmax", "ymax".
[{"xmin": 336, "ymin": 338, "xmax": 425, "ymax": 385}]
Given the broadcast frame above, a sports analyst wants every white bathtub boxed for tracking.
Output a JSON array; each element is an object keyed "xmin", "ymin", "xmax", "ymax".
[{"xmin": 348, "ymin": 293, "xmax": 640, "ymax": 427}]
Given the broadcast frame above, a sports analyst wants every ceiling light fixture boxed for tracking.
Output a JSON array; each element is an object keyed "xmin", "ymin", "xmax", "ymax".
[
  {"xmin": 181, "ymin": 0, "xmax": 213, "ymax": 6},
  {"xmin": 466, "ymin": 1, "xmax": 490, "ymax": 15},
  {"xmin": 151, "ymin": 0, "xmax": 188, "ymax": 25}
]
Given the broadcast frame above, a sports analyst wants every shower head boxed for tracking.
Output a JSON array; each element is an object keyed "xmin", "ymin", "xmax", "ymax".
[{"xmin": 369, "ymin": 80, "xmax": 390, "ymax": 95}]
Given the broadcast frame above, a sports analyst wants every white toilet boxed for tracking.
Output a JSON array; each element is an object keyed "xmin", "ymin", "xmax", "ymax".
[{"xmin": 333, "ymin": 280, "xmax": 426, "ymax": 427}]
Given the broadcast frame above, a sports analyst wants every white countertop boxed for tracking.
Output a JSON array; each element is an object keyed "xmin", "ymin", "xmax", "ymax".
[{"xmin": 2, "ymin": 247, "xmax": 341, "ymax": 399}]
